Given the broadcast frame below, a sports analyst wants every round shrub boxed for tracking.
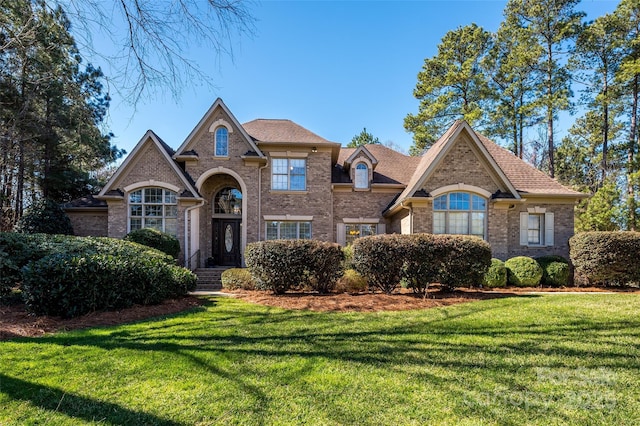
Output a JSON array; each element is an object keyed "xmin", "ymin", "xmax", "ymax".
[
  {"xmin": 536, "ymin": 255, "xmax": 570, "ymax": 287},
  {"xmin": 14, "ymin": 199, "xmax": 73, "ymax": 235},
  {"xmin": 505, "ymin": 256, "xmax": 543, "ymax": 287},
  {"xmin": 570, "ymin": 231, "xmax": 640, "ymax": 286},
  {"xmin": 124, "ymin": 228, "xmax": 181, "ymax": 259},
  {"xmin": 221, "ymin": 268, "xmax": 256, "ymax": 290},
  {"xmin": 335, "ymin": 269, "xmax": 368, "ymax": 293},
  {"xmin": 482, "ymin": 258, "xmax": 507, "ymax": 288}
]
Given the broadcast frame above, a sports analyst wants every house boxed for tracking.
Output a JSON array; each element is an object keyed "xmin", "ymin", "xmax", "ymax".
[{"xmin": 64, "ymin": 98, "xmax": 587, "ymax": 268}]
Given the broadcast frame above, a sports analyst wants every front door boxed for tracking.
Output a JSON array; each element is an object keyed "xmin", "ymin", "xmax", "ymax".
[{"xmin": 212, "ymin": 218, "xmax": 241, "ymax": 266}]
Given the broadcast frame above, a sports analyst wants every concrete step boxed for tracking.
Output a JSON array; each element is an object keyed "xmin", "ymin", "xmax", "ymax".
[{"xmin": 194, "ymin": 267, "xmax": 230, "ymax": 291}]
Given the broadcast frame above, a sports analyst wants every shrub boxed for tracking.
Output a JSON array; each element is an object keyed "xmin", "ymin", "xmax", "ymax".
[
  {"xmin": 536, "ymin": 255, "xmax": 570, "ymax": 287},
  {"xmin": 0, "ymin": 248, "xmax": 18, "ymax": 302},
  {"xmin": 245, "ymin": 240, "xmax": 343, "ymax": 294},
  {"xmin": 124, "ymin": 228, "xmax": 181, "ymax": 259},
  {"xmin": 12, "ymin": 235, "xmax": 195, "ymax": 317},
  {"xmin": 221, "ymin": 268, "xmax": 256, "ymax": 290},
  {"xmin": 570, "ymin": 231, "xmax": 640, "ymax": 286},
  {"xmin": 335, "ymin": 269, "xmax": 368, "ymax": 293},
  {"xmin": 351, "ymin": 234, "xmax": 406, "ymax": 294},
  {"xmin": 482, "ymin": 258, "xmax": 507, "ymax": 288},
  {"xmin": 433, "ymin": 235, "xmax": 492, "ymax": 290},
  {"xmin": 505, "ymin": 256, "xmax": 543, "ymax": 287},
  {"xmin": 14, "ymin": 199, "xmax": 73, "ymax": 235}
]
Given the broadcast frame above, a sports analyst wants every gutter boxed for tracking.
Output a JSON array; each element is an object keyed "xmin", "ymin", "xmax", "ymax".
[{"xmin": 400, "ymin": 201, "xmax": 413, "ymax": 234}]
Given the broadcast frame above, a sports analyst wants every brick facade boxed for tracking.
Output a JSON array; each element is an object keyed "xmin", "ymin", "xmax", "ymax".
[{"xmin": 87, "ymin": 100, "xmax": 582, "ymax": 267}]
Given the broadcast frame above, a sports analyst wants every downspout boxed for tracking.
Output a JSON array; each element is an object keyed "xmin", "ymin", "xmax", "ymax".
[
  {"xmin": 257, "ymin": 161, "xmax": 269, "ymax": 241},
  {"xmin": 184, "ymin": 199, "xmax": 205, "ymax": 268},
  {"xmin": 400, "ymin": 201, "xmax": 413, "ymax": 234}
]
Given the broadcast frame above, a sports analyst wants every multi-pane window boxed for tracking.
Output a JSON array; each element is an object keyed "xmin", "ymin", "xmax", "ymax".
[
  {"xmin": 528, "ymin": 214, "xmax": 543, "ymax": 245},
  {"xmin": 354, "ymin": 163, "xmax": 369, "ymax": 189},
  {"xmin": 433, "ymin": 192, "xmax": 486, "ymax": 238},
  {"xmin": 129, "ymin": 188, "xmax": 178, "ymax": 236},
  {"xmin": 272, "ymin": 158, "xmax": 306, "ymax": 191},
  {"xmin": 215, "ymin": 127, "xmax": 228, "ymax": 157},
  {"xmin": 345, "ymin": 223, "xmax": 377, "ymax": 245},
  {"xmin": 265, "ymin": 221, "xmax": 311, "ymax": 240}
]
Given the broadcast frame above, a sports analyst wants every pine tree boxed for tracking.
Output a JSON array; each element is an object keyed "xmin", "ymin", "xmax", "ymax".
[{"xmin": 348, "ymin": 128, "xmax": 380, "ymax": 148}]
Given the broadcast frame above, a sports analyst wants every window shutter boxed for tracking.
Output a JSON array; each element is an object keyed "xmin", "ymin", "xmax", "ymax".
[
  {"xmin": 377, "ymin": 223, "xmax": 386, "ymax": 235},
  {"xmin": 336, "ymin": 223, "xmax": 346, "ymax": 246},
  {"xmin": 545, "ymin": 212, "xmax": 554, "ymax": 246},
  {"xmin": 520, "ymin": 212, "xmax": 529, "ymax": 246}
]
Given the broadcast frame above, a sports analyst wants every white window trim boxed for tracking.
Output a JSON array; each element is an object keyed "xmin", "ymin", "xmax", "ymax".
[
  {"xmin": 520, "ymin": 208, "xmax": 555, "ymax": 247},
  {"xmin": 265, "ymin": 220, "xmax": 312, "ymax": 240},
  {"xmin": 337, "ymin": 219, "xmax": 386, "ymax": 246},
  {"xmin": 432, "ymin": 192, "xmax": 487, "ymax": 239},
  {"xmin": 214, "ymin": 126, "xmax": 229, "ymax": 157},
  {"xmin": 128, "ymin": 187, "xmax": 178, "ymax": 235},
  {"xmin": 271, "ymin": 157, "xmax": 307, "ymax": 191}
]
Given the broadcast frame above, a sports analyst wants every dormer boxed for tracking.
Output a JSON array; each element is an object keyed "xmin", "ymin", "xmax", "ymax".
[{"xmin": 343, "ymin": 145, "xmax": 378, "ymax": 190}]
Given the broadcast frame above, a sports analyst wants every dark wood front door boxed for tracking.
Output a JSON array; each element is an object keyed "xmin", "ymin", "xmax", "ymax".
[{"xmin": 212, "ymin": 219, "xmax": 241, "ymax": 266}]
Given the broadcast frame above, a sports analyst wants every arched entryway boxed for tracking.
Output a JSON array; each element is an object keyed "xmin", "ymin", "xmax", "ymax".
[
  {"xmin": 212, "ymin": 187, "xmax": 242, "ymax": 266},
  {"xmin": 195, "ymin": 168, "xmax": 248, "ymax": 267}
]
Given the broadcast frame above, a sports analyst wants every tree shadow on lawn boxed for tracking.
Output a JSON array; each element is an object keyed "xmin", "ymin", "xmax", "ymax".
[{"xmin": 0, "ymin": 373, "xmax": 182, "ymax": 425}]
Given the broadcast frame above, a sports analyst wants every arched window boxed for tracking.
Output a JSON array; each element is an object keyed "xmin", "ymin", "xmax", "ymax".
[
  {"xmin": 433, "ymin": 192, "xmax": 486, "ymax": 238},
  {"xmin": 215, "ymin": 127, "xmax": 228, "ymax": 157},
  {"xmin": 214, "ymin": 187, "xmax": 242, "ymax": 215},
  {"xmin": 129, "ymin": 187, "xmax": 178, "ymax": 236},
  {"xmin": 354, "ymin": 163, "xmax": 369, "ymax": 189}
]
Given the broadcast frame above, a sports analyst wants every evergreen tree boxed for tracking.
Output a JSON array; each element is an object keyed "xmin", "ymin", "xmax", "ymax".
[
  {"xmin": 405, "ymin": 24, "xmax": 492, "ymax": 155},
  {"xmin": 504, "ymin": 0, "xmax": 584, "ymax": 177},
  {"xmin": 348, "ymin": 128, "xmax": 380, "ymax": 148}
]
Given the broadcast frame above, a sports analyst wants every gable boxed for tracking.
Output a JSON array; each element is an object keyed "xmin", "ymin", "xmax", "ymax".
[
  {"xmin": 174, "ymin": 98, "xmax": 264, "ymax": 159},
  {"xmin": 98, "ymin": 131, "xmax": 199, "ymax": 199},
  {"xmin": 421, "ymin": 134, "xmax": 502, "ymax": 195}
]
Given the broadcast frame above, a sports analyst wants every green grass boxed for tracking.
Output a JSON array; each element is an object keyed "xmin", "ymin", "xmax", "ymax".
[{"xmin": 1, "ymin": 294, "xmax": 639, "ymax": 425}]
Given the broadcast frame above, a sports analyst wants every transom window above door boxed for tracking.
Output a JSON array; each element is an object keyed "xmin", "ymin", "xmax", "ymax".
[
  {"xmin": 214, "ymin": 187, "xmax": 242, "ymax": 215},
  {"xmin": 433, "ymin": 192, "xmax": 486, "ymax": 238}
]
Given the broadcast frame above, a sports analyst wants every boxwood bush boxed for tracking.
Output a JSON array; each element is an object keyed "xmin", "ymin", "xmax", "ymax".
[
  {"xmin": 536, "ymin": 255, "xmax": 570, "ymax": 287},
  {"xmin": 505, "ymin": 256, "xmax": 543, "ymax": 287},
  {"xmin": 245, "ymin": 240, "xmax": 344, "ymax": 294},
  {"xmin": 482, "ymin": 258, "xmax": 507, "ymax": 288},
  {"xmin": 433, "ymin": 235, "xmax": 492, "ymax": 290},
  {"xmin": 570, "ymin": 231, "xmax": 640, "ymax": 286},
  {"xmin": 124, "ymin": 228, "xmax": 181, "ymax": 259},
  {"xmin": 221, "ymin": 268, "xmax": 256, "ymax": 290}
]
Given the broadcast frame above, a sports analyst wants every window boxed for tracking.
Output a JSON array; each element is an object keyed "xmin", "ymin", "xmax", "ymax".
[
  {"xmin": 345, "ymin": 223, "xmax": 377, "ymax": 245},
  {"xmin": 272, "ymin": 158, "xmax": 306, "ymax": 191},
  {"xmin": 433, "ymin": 192, "xmax": 486, "ymax": 238},
  {"xmin": 214, "ymin": 187, "xmax": 242, "ymax": 215},
  {"xmin": 520, "ymin": 211, "xmax": 554, "ymax": 246},
  {"xmin": 265, "ymin": 221, "xmax": 311, "ymax": 240},
  {"xmin": 215, "ymin": 127, "xmax": 228, "ymax": 157},
  {"xmin": 354, "ymin": 163, "xmax": 369, "ymax": 189},
  {"xmin": 129, "ymin": 188, "xmax": 178, "ymax": 236}
]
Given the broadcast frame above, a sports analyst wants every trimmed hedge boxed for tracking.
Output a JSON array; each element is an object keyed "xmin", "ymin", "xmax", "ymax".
[
  {"xmin": 570, "ymin": 231, "xmax": 640, "ymax": 286},
  {"xmin": 536, "ymin": 255, "xmax": 570, "ymax": 287},
  {"xmin": 505, "ymin": 256, "xmax": 543, "ymax": 287},
  {"xmin": 483, "ymin": 258, "xmax": 507, "ymax": 288},
  {"xmin": 245, "ymin": 240, "xmax": 344, "ymax": 294},
  {"xmin": 351, "ymin": 234, "xmax": 406, "ymax": 294},
  {"xmin": 221, "ymin": 268, "xmax": 256, "ymax": 290},
  {"xmin": 0, "ymin": 232, "xmax": 196, "ymax": 317},
  {"xmin": 353, "ymin": 234, "xmax": 492, "ymax": 294},
  {"xmin": 124, "ymin": 228, "xmax": 181, "ymax": 259}
]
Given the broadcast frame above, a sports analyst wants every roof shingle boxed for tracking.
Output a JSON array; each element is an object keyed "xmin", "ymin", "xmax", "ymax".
[{"xmin": 243, "ymin": 119, "xmax": 336, "ymax": 145}]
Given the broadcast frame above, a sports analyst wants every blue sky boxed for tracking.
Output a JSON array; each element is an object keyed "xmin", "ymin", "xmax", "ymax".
[{"xmin": 96, "ymin": 0, "xmax": 620, "ymax": 159}]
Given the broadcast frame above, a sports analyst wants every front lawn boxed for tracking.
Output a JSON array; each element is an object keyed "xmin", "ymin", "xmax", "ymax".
[{"xmin": 1, "ymin": 294, "xmax": 639, "ymax": 425}]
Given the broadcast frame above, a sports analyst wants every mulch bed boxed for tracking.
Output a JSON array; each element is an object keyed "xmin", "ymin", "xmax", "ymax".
[{"xmin": 1, "ymin": 287, "xmax": 637, "ymax": 340}]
